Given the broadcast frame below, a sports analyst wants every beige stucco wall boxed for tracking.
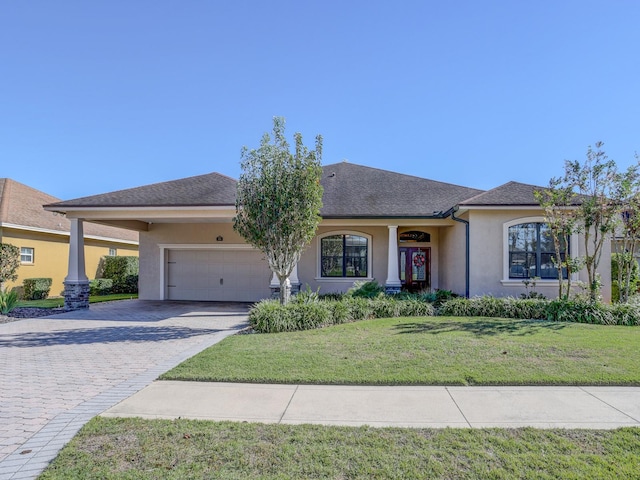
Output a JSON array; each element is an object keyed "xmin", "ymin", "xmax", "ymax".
[
  {"xmin": 467, "ymin": 209, "xmax": 612, "ymax": 302},
  {"xmin": 138, "ymin": 222, "xmax": 246, "ymax": 300},
  {"xmin": 437, "ymin": 215, "xmax": 468, "ymax": 296},
  {"xmin": 2, "ymin": 227, "xmax": 138, "ymax": 297},
  {"xmin": 139, "ymin": 222, "xmax": 447, "ymax": 299}
]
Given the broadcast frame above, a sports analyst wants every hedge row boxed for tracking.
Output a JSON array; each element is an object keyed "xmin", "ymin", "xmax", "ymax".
[
  {"xmin": 439, "ymin": 296, "xmax": 640, "ymax": 326},
  {"xmin": 250, "ymin": 295, "xmax": 640, "ymax": 333},
  {"xmin": 249, "ymin": 297, "xmax": 435, "ymax": 333}
]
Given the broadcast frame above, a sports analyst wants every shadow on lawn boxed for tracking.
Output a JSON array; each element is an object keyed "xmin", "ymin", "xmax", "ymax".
[{"xmin": 394, "ymin": 318, "xmax": 568, "ymax": 336}]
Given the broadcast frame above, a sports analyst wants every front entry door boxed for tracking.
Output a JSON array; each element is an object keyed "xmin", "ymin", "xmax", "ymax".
[{"xmin": 399, "ymin": 247, "xmax": 430, "ymax": 292}]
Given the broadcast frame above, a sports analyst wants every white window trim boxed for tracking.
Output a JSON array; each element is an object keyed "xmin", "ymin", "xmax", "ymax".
[
  {"xmin": 20, "ymin": 247, "xmax": 34, "ymax": 264},
  {"xmin": 316, "ymin": 230, "xmax": 373, "ymax": 281},
  {"xmin": 501, "ymin": 216, "xmax": 579, "ymax": 286}
]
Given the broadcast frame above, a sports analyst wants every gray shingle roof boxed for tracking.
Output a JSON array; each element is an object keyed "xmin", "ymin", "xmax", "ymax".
[
  {"xmin": 0, "ymin": 178, "xmax": 138, "ymax": 242},
  {"xmin": 45, "ymin": 163, "xmax": 498, "ymax": 217},
  {"xmin": 320, "ymin": 162, "xmax": 484, "ymax": 217},
  {"xmin": 45, "ymin": 172, "xmax": 238, "ymax": 208},
  {"xmin": 459, "ymin": 181, "xmax": 545, "ymax": 206}
]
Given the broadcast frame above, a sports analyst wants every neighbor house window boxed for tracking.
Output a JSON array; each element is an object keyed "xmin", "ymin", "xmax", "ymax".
[
  {"xmin": 508, "ymin": 223, "xmax": 568, "ymax": 279},
  {"xmin": 321, "ymin": 234, "xmax": 369, "ymax": 277},
  {"xmin": 108, "ymin": 248, "xmax": 117, "ymax": 256},
  {"xmin": 21, "ymin": 247, "xmax": 34, "ymax": 264}
]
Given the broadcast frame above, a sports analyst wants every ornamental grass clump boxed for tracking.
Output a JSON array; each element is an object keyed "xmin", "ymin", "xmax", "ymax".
[{"xmin": 0, "ymin": 289, "xmax": 18, "ymax": 314}]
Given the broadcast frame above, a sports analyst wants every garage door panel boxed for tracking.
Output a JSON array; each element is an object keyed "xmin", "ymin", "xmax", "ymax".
[{"xmin": 167, "ymin": 249, "xmax": 272, "ymax": 302}]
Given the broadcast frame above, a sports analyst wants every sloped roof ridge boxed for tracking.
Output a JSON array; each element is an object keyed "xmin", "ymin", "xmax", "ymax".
[
  {"xmin": 47, "ymin": 171, "xmax": 232, "ymax": 207},
  {"xmin": 45, "ymin": 171, "xmax": 239, "ymax": 209},
  {"xmin": 322, "ymin": 161, "xmax": 484, "ymax": 191},
  {"xmin": 459, "ymin": 180, "xmax": 548, "ymax": 206}
]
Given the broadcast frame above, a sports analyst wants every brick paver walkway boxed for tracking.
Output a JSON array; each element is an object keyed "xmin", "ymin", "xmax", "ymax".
[{"xmin": 0, "ymin": 300, "xmax": 248, "ymax": 480}]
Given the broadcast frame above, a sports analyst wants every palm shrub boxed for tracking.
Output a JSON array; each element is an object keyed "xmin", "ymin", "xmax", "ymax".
[{"xmin": 0, "ymin": 289, "xmax": 18, "ymax": 314}]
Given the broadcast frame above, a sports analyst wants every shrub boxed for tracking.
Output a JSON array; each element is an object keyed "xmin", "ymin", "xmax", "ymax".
[
  {"xmin": 546, "ymin": 299, "xmax": 615, "ymax": 325},
  {"xmin": 101, "ymin": 256, "xmax": 139, "ymax": 294},
  {"xmin": 397, "ymin": 298, "xmax": 436, "ymax": 317},
  {"xmin": 329, "ymin": 301, "xmax": 351, "ymax": 324},
  {"xmin": 89, "ymin": 278, "xmax": 113, "ymax": 296},
  {"xmin": 0, "ymin": 290, "xmax": 18, "ymax": 314},
  {"xmin": 346, "ymin": 280, "xmax": 384, "ymax": 298},
  {"xmin": 23, "ymin": 278, "xmax": 52, "ymax": 300},
  {"xmin": 292, "ymin": 285, "xmax": 320, "ymax": 304},
  {"xmin": 249, "ymin": 300, "xmax": 333, "ymax": 333},
  {"xmin": 608, "ymin": 303, "xmax": 640, "ymax": 326},
  {"xmin": 342, "ymin": 297, "xmax": 373, "ymax": 321},
  {"xmin": 0, "ymin": 243, "xmax": 20, "ymax": 288}
]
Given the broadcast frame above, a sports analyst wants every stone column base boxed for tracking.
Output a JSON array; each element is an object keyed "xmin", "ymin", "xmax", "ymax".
[
  {"xmin": 385, "ymin": 284, "xmax": 402, "ymax": 295},
  {"xmin": 64, "ymin": 281, "xmax": 90, "ymax": 310},
  {"xmin": 270, "ymin": 283, "xmax": 301, "ymax": 299}
]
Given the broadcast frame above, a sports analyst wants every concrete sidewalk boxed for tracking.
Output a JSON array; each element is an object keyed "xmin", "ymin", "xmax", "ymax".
[{"xmin": 103, "ymin": 382, "xmax": 640, "ymax": 429}]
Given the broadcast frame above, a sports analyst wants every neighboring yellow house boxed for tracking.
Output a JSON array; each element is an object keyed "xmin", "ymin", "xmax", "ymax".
[{"xmin": 0, "ymin": 178, "xmax": 138, "ymax": 297}]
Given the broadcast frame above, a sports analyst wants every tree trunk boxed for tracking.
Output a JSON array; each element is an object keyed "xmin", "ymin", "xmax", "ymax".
[{"xmin": 279, "ymin": 275, "xmax": 291, "ymax": 305}]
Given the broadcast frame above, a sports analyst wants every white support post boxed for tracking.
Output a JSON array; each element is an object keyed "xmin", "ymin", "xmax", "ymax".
[
  {"xmin": 385, "ymin": 225, "xmax": 402, "ymax": 294},
  {"xmin": 64, "ymin": 218, "xmax": 90, "ymax": 309}
]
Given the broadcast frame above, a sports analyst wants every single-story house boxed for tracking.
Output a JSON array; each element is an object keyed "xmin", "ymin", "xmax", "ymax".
[
  {"xmin": 0, "ymin": 178, "xmax": 139, "ymax": 296},
  {"xmin": 44, "ymin": 162, "xmax": 611, "ymax": 308}
]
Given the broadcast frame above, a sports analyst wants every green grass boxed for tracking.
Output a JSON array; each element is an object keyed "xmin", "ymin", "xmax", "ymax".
[
  {"xmin": 17, "ymin": 293, "xmax": 138, "ymax": 308},
  {"xmin": 39, "ymin": 417, "xmax": 640, "ymax": 479},
  {"xmin": 162, "ymin": 316, "xmax": 640, "ymax": 385}
]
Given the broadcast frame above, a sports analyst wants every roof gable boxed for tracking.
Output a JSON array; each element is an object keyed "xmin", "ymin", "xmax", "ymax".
[
  {"xmin": 0, "ymin": 178, "xmax": 138, "ymax": 242},
  {"xmin": 460, "ymin": 181, "xmax": 545, "ymax": 206},
  {"xmin": 320, "ymin": 162, "xmax": 484, "ymax": 217}
]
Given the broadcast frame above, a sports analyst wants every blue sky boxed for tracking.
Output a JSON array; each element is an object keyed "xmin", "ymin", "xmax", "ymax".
[{"xmin": 2, "ymin": 1, "xmax": 639, "ymax": 200}]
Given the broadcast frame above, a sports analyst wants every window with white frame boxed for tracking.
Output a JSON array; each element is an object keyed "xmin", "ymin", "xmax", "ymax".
[
  {"xmin": 108, "ymin": 248, "xmax": 117, "ymax": 256},
  {"xmin": 20, "ymin": 247, "xmax": 34, "ymax": 264},
  {"xmin": 320, "ymin": 233, "xmax": 370, "ymax": 278},
  {"xmin": 507, "ymin": 222, "xmax": 568, "ymax": 279}
]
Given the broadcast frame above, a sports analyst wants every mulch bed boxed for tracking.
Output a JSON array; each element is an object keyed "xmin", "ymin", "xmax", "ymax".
[{"xmin": 0, "ymin": 307, "xmax": 67, "ymax": 324}]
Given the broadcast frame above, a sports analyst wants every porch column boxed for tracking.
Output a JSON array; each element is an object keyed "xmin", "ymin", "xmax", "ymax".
[
  {"xmin": 64, "ymin": 218, "xmax": 90, "ymax": 310},
  {"xmin": 385, "ymin": 225, "xmax": 402, "ymax": 294}
]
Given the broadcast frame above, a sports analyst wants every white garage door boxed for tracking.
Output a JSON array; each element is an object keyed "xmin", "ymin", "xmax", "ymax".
[{"xmin": 166, "ymin": 249, "xmax": 273, "ymax": 302}]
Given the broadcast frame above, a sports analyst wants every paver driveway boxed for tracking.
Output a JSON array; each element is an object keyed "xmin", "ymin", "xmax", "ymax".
[{"xmin": 0, "ymin": 300, "xmax": 249, "ymax": 479}]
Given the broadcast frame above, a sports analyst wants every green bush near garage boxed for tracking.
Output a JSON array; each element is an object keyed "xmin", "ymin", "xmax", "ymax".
[
  {"xmin": 23, "ymin": 277, "xmax": 52, "ymax": 300},
  {"xmin": 89, "ymin": 278, "xmax": 113, "ymax": 296},
  {"xmin": 99, "ymin": 256, "xmax": 139, "ymax": 294}
]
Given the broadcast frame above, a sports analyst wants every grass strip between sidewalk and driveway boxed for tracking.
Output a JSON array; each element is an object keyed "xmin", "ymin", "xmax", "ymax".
[
  {"xmin": 16, "ymin": 293, "xmax": 139, "ymax": 308},
  {"xmin": 161, "ymin": 316, "xmax": 640, "ymax": 385},
  {"xmin": 40, "ymin": 417, "xmax": 640, "ymax": 479}
]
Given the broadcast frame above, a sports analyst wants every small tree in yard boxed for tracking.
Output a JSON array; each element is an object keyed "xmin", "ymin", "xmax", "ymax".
[
  {"xmin": 535, "ymin": 178, "xmax": 580, "ymax": 300},
  {"xmin": 612, "ymin": 157, "xmax": 640, "ymax": 303},
  {"xmin": 234, "ymin": 117, "xmax": 323, "ymax": 304},
  {"xmin": 564, "ymin": 142, "xmax": 622, "ymax": 302},
  {"xmin": 0, "ymin": 243, "xmax": 20, "ymax": 292}
]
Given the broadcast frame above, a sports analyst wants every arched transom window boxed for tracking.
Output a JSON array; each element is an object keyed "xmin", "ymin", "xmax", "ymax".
[
  {"xmin": 320, "ymin": 234, "xmax": 369, "ymax": 278},
  {"xmin": 508, "ymin": 222, "xmax": 568, "ymax": 279}
]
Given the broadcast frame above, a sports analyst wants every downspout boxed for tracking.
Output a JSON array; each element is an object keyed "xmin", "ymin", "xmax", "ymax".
[{"xmin": 450, "ymin": 206, "xmax": 470, "ymax": 298}]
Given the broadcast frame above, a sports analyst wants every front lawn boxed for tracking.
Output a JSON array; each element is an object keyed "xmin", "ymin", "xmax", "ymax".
[
  {"xmin": 162, "ymin": 316, "xmax": 640, "ymax": 385},
  {"xmin": 40, "ymin": 417, "xmax": 640, "ymax": 479}
]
